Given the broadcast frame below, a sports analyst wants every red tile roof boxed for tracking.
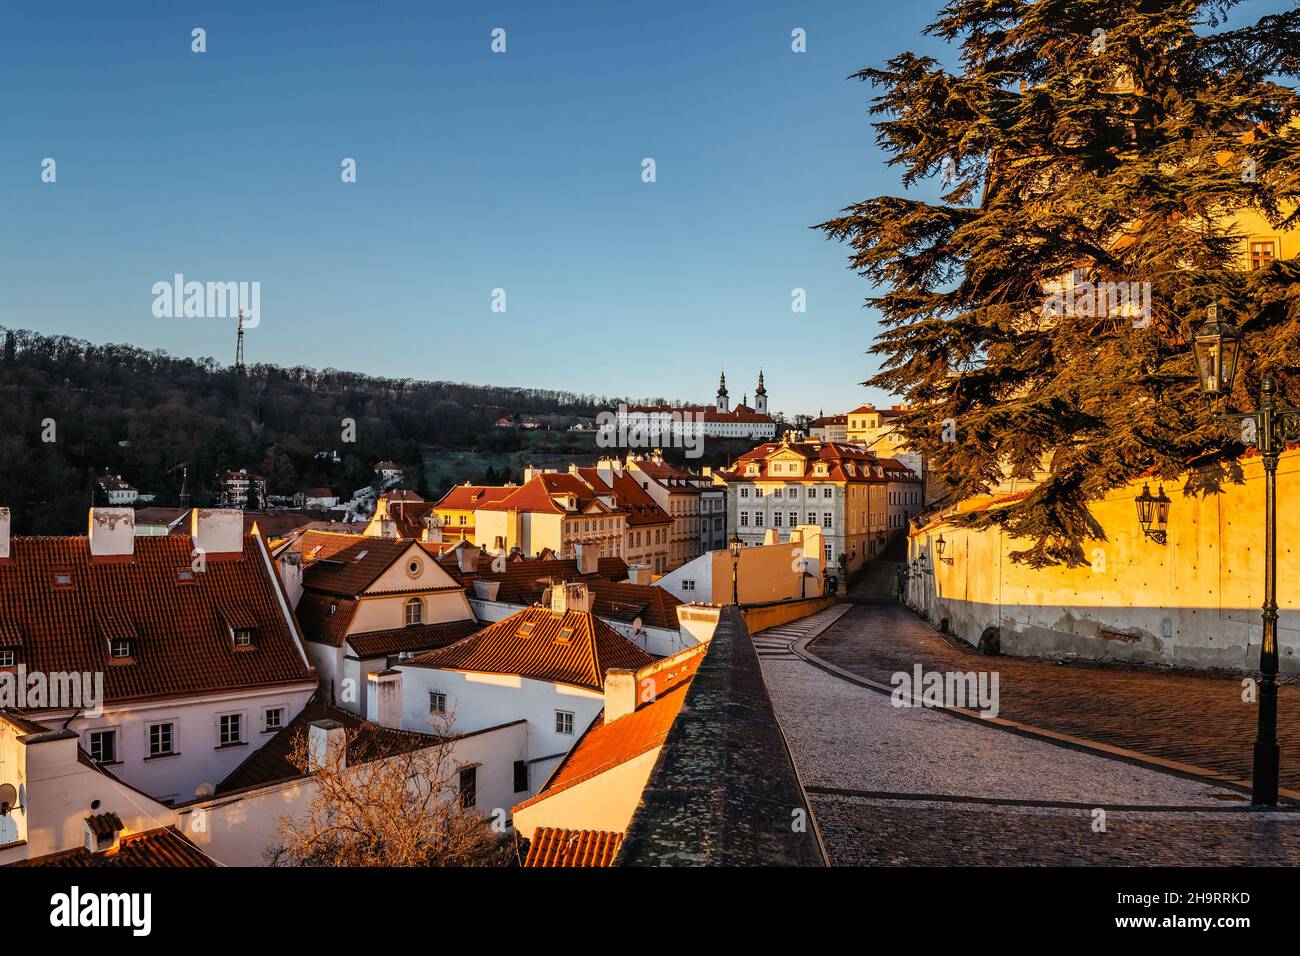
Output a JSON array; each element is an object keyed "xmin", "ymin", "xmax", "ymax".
[
  {"xmin": 301, "ymin": 538, "xmax": 429, "ymax": 597},
  {"xmin": 216, "ymin": 696, "xmax": 440, "ymax": 794},
  {"xmin": 439, "ymin": 554, "xmax": 630, "ymax": 604},
  {"xmin": 345, "ymin": 619, "xmax": 483, "ymax": 659},
  {"xmin": 523, "ymin": 827, "xmax": 623, "ymax": 867},
  {"xmin": 432, "ymin": 485, "xmax": 516, "ymax": 511},
  {"xmin": 576, "ymin": 468, "xmax": 671, "ymax": 528},
  {"xmin": 568, "ymin": 581, "xmax": 682, "ymax": 631},
  {"xmin": 0, "ymin": 534, "xmax": 313, "ymax": 706},
  {"xmin": 401, "ymin": 605, "xmax": 656, "ymax": 691},
  {"xmin": 722, "ymin": 440, "xmax": 895, "ymax": 483},
  {"xmin": 295, "ymin": 593, "xmax": 359, "ymax": 647},
  {"xmin": 515, "ymin": 646, "xmax": 703, "ymax": 811},
  {"xmin": 14, "ymin": 827, "xmax": 216, "ymax": 868}
]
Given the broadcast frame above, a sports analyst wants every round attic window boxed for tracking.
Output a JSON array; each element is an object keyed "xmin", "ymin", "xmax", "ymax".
[{"xmin": 406, "ymin": 558, "xmax": 423, "ymax": 579}]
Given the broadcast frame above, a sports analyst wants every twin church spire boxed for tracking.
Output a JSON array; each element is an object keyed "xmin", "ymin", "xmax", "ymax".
[{"xmin": 716, "ymin": 367, "xmax": 767, "ymax": 415}]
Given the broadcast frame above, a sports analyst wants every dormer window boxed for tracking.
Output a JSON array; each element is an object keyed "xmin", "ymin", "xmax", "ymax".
[
  {"xmin": 51, "ymin": 570, "xmax": 74, "ymax": 590},
  {"xmin": 233, "ymin": 627, "xmax": 256, "ymax": 648},
  {"xmin": 0, "ymin": 649, "xmax": 14, "ymax": 668},
  {"xmin": 814, "ymin": 463, "xmax": 829, "ymax": 476},
  {"xmin": 108, "ymin": 638, "xmax": 132, "ymax": 659},
  {"xmin": 176, "ymin": 568, "xmax": 196, "ymax": 585}
]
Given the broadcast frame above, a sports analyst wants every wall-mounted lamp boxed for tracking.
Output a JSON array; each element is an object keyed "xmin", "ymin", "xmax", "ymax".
[
  {"xmin": 1135, "ymin": 483, "xmax": 1171, "ymax": 544},
  {"xmin": 935, "ymin": 534, "xmax": 954, "ymax": 565}
]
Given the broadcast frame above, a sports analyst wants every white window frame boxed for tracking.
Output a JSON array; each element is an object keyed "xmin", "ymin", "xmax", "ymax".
[{"xmin": 555, "ymin": 710, "xmax": 575, "ymax": 735}]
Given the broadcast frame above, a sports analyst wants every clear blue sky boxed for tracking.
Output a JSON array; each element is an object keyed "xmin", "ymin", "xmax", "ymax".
[{"xmin": 0, "ymin": 1, "xmax": 1288, "ymax": 419}]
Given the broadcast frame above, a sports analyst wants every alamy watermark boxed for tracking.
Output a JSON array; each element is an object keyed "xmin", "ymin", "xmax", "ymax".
[
  {"xmin": 1041, "ymin": 279, "xmax": 1152, "ymax": 327},
  {"xmin": 1, "ymin": 667, "xmax": 104, "ymax": 717},
  {"xmin": 596, "ymin": 404, "xmax": 705, "ymax": 459},
  {"xmin": 890, "ymin": 664, "xmax": 1000, "ymax": 718},
  {"xmin": 151, "ymin": 273, "xmax": 260, "ymax": 327}
]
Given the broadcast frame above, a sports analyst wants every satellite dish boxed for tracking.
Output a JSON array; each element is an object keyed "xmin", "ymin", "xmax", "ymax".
[
  {"xmin": 194, "ymin": 781, "xmax": 215, "ymax": 799},
  {"xmin": 0, "ymin": 783, "xmax": 17, "ymax": 815},
  {"xmin": 632, "ymin": 616, "xmax": 644, "ymax": 634}
]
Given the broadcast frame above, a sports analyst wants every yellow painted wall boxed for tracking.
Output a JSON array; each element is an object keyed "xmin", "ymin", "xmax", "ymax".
[{"xmin": 907, "ymin": 448, "xmax": 1300, "ymax": 671}]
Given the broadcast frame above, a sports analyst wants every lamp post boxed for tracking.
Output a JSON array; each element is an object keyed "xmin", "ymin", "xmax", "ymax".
[
  {"xmin": 729, "ymin": 533, "xmax": 743, "ymax": 606},
  {"xmin": 1191, "ymin": 304, "xmax": 1300, "ymax": 807},
  {"xmin": 935, "ymin": 533, "xmax": 954, "ymax": 565}
]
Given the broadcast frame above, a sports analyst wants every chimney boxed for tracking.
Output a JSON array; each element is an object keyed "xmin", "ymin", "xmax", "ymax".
[
  {"xmin": 574, "ymin": 542, "xmax": 599, "ymax": 576},
  {"xmin": 603, "ymin": 669, "xmax": 638, "ymax": 724},
  {"xmin": 596, "ymin": 457, "xmax": 616, "ymax": 487},
  {"xmin": 191, "ymin": 508, "xmax": 244, "ymax": 556},
  {"xmin": 763, "ymin": 528, "xmax": 779, "ymax": 546},
  {"xmin": 278, "ymin": 551, "xmax": 305, "ymax": 608},
  {"xmin": 550, "ymin": 581, "xmax": 592, "ymax": 614},
  {"xmin": 308, "ymin": 719, "xmax": 347, "ymax": 773},
  {"xmin": 88, "ymin": 507, "xmax": 135, "ymax": 559},
  {"xmin": 472, "ymin": 579, "xmax": 501, "ymax": 601},
  {"xmin": 0, "ymin": 507, "xmax": 10, "ymax": 561},
  {"xmin": 456, "ymin": 542, "xmax": 481, "ymax": 573},
  {"xmin": 627, "ymin": 563, "xmax": 651, "ymax": 586},
  {"xmin": 422, "ymin": 516, "xmax": 443, "ymax": 544},
  {"xmin": 366, "ymin": 670, "xmax": 403, "ymax": 729}
]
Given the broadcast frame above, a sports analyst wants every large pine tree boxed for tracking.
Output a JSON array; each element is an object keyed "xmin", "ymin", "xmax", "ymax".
[{"xmin": 819, "ymin": 0, "xmax": 1300, "ymax": 566}]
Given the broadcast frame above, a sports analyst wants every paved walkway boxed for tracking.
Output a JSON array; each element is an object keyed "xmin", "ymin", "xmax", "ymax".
[
  {"xmin": 822, "ymin": 553, "xmax": 1300, "ymax": 794},
  {"xmin": 754, "ymin": 606, "xmax": 1300, "ymax": 865}
]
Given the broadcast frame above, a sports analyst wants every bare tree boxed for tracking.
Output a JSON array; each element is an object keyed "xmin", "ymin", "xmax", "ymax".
[{"xmin": 266, "ymin": 718, "xmax": 508, "ymax": 867}]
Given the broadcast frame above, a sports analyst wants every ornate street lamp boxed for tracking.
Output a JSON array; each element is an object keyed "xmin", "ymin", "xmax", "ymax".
[
  {"xmin": 1192, "ymin": 303, "xmax": 1243, "ymax": 399},
  {"xmin": 729, "ymin": 533, "xmax": 743, "ymax": 606},
  {"xmin": 1191, "ymin": 303, "xmax": 1300, "ymax": 806},
  {"xmin": 1134, "ymin": 483, "xmax": 1171, "ymax": 544},
  {"xmin": 935, "ymin": 533, "xmax": 954, "ymax": 565}
]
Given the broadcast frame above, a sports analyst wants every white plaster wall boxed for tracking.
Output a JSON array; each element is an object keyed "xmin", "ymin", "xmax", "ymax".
[
  {"xmin": 174, "ymin": 720, "xmax": 527, "ymax": 866},
  {"xmin": 62, "ymin": 684, "xmax": 315, "ymax": 803},
  {"xmin": 395, "ymin": 665, "xmax": 602, "ymax": 791}
]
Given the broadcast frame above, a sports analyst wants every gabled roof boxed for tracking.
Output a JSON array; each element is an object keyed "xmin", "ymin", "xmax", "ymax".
[
  {"xmin": 294, "ymin": 593, "xmax": 359, "ymax": 647},
  {"xmin": 0, "ymin": 534, "xmax": 313, "ymax": 706},
  {"xmin": 13, "ymin": 827, "xmax": 216, "ymax": 868},
  {"xmin": 301, "ymin": 538, "xmax": 434, "ymax": 598},
  {"xmin": 514, "ymin": 646, "xmax": 703, "ymax": 811},
  {"xmin": 438, "ymin": 554, "xmax": 630, "ymax": 604},
  {"xmin": 568, "ymin": 581, "xmax": 682, "ymax": 631},
  {"xmin": 523, "ymin": 828, "xmax": 623, "ymax": 867},
  {"xmin": 473, "ymin": 473, "xmax": 618, "ymax": 517},
  {"xmin": 575, "ymin": 469, "xmax": 671, "ymax": 527},
  {"xmin": 432, "ymin": 484, "xmax": 517, "ymax": 511},
  {"xmin": 216, "ymin": 696, "xmax": 441, "ymax": 795},
  {"xmin": 400, "ymin": 605, "xmax": 656, "ymax": 691}
]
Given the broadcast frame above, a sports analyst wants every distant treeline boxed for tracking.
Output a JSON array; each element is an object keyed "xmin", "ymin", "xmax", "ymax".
[{"xmin": 0, "ymin": 327, "xmax": 677, "ymax": 534}]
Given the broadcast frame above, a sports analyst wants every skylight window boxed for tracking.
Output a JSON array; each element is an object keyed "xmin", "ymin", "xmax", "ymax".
[
  {"xmin": 517, "ymin": 621, "xmax": 536, "ymax": 639},
  {"xmin": 555, "ymin": 627, "xmax": 574, "ymax": 644},
  {"xmin": 176, "ymin": 568, "xmax": 196, "ymax": 584},
  {"xmin": 353, "ymin": 550, "xmax": 368, "ymax": 562},
  {"xmin": 51, "ymin": 570, "xmax": 74, "ymax": 589}
]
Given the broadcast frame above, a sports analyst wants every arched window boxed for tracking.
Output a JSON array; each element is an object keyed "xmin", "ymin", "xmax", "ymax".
[{"xmin": 404, "ymin": 597, "xmax": 423, "ymax": 627}]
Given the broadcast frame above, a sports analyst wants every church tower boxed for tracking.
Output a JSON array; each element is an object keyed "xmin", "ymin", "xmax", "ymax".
[
  {"xmin": 716, "ymin": 368, "xmax": 729, "ymax": 414},
  {"xmin": 755, "ymin": 368, "xmax": 768, "ymax": 415}
]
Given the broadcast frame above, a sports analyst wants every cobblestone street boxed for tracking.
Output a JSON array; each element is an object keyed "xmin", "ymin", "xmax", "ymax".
[
  {"xmin": 824, "ymin": 554, "xmax": 1300, "ymax": 794},
  {"xmin": 754, "ymin": 604, "xmax": 1300, "ymax": 865}
]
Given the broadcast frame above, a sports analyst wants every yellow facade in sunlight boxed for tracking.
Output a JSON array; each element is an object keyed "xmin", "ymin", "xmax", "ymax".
[{"xmin": 907, "ymin": 448, "xmax": 1300, "ymax": 672}]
